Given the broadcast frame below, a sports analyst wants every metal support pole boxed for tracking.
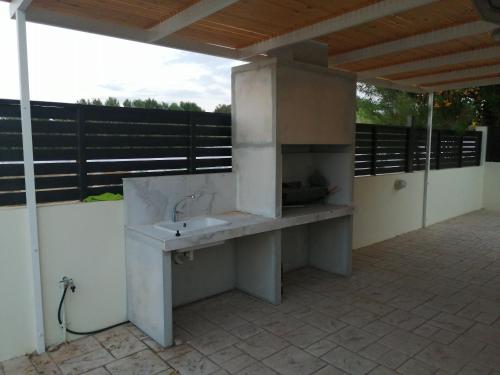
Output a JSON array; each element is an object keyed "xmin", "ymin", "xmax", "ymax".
[
  {"xmin": 16, "ymin": 10, "xmax": 45, "ymax": 354},
  {"xmin": 422, "ymin": 92, "xmax": 434, "ymax": 228}
]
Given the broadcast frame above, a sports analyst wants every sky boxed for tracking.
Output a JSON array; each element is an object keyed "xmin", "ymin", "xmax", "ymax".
[{"xmin": 0, "ymin": 3, "xmax": 242, "ymax": 111}]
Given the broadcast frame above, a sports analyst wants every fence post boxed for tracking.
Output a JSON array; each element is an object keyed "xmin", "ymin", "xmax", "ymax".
[
  {"xmin": 76, "ymin": 105, "xmax": 88, "ymax": 201},
  {"xmin": 371, "ymin": 126, "xmax": 377, "ymax": 175},
  {"xmin": 435, "ymin": 130, "xmax": 441, "ymax": 170},
  {"xmin": 476, "ymin": 131, "xmax": 483, "ymax": 166},
  {"xmin": 406, "ymin": 127, "xmax": 416, "ymax": 173},
  {"xmin": 458, "ymin": 133, "xmax": 464, "ymax": 168},
  {"xmin": 188, "ymin": 112, "xmax": 196, "ymax": 174}
]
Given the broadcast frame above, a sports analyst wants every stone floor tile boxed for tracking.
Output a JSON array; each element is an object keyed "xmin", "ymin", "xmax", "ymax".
[
  {"xmin": 305, "ymin": 340, "xmax": 338, "ymax": 358},
  {"xmin": 235, "ymin": 332, "xmax": 289, "ymax": 360},
  {"xmin": 158, "ymin": 344, "xmax": 195, "ymax": 363},
  {"xmin": 416, "ymin": 342, "xmax": 469, "ymax": 373},
  {"xmin": 208, "ymin": 347, "xmax": 243, "ymax": 365},
  {"xmin": 173, "ymin": 325, "xmax": 194, "ymax": 344},
  {"xmin": 281, "ymin": 324, "xmax": 327, "ymax": 349},
  {"xmin": 327, "ymin": 326, "xmax": 378, "ymax": 352},
  {"xmin": 447, "ymin": 336, "xmax": 485, "ymax": 359},
  {"xmin": 368, "ymin": 365, "xmax": 398, "ymax": 375},
  {"xmin": 457, "ymin": 361, "xmax": 493, "ymax": 375},
  {"xmin": 175, "ymin": 317, "xmax": 219, "ymax": 337},
  {"xmin": 49, "ymin": 337, "xmax": 102, "ymax": 364},
  {"xmin": 475, "ymin": 345, "xmax": 500, "ymax": 369},
  {"xmin": 220, "ymin": 354, "xmax": 255, "ymax": 373},
  {"xmin": 376, "ymin": 349, "xmax": 408, "ymax": 370},
  {"xmin": 301, "ymin": 312, "xmax": 347, "ymax": 333},
  {"xmin": 397, "ymin": 359, "xmax": 437, "ymax": 375},
  {"xmin": 167, "ymin": 350, "xmax": 219, "ymax": 375},
  {"xmin": 378, "ymin": 329, "xmax": 431, "ymax": 356},
  {"xmin": 95, "ymin": 327, "xmax": 147, "ymax": 359},
  {"xmin": 2, "ymin": 356, "xmax": 37, "ymax": 375},
  {"xmin": 411, "ymin": 305, "xmax": 440, "ymax": 320},
  {"xmin": 229, "ymin": 323, "xmax": 263, "ymax": 341},
  {"xmin": 81, "ymin": 368, "xmax": 110, "ymax": 375},
  {"xmin": 209, "ymin": 370, "xmax": 229, "ymax": 375},
  {"xmin": 358, "ymin": 342, "xmax": 390, "ymax": 361},
  {"xmin": 312, "ymin": 365, "xmax": 347, "ymax": 375},
  {"xmin": 429, "ymin": 313, "xmax": 474, "ymax": 334},
  {"xmin": 30, "ymin": 352, "xmax": 62, "ymax": 375},
  {"xmin": 463, "ymin": 323, "xmax": 500, "ymax": 347},
  {"xmin": 431, "ymin": 329, "xmax": 458, "ymax": 345},
  {"xmin": 413, "ymin": 323, "xmax": 440, "ymax": 338},
  {"xmin": 106, "ymin": 350, "xmax": 169, "ymax": 375},
  {"xmin": 255, "ymin": 312, "xmax": 304, "ymax": 337},
  {"xmin": 322, "ymin": 347, "xmax": 377, "ymax": 375},
  {"xmin": 381, "ymin": 309, "xmax": 426, "ymax": 331},
  {"xmin": 263, "ymin": 346, "xmax": 326, "ymax": 375},
  {"xmin": 352, "ymin": 299, "xmax": 395, "ymax": 316},
  {"xmin": 189, "ymin": 330, "xmax": 239, "ymax": 356},
  {"xmin": 205, "ymin": 313, "xmax": 248, "ymax": 332},
  {"xmin": 233, "ymin": 362, "xmax": 276, "ymax": 375},
  {"xmin": 338, "ymin": 308, "xmax": 378, "ymax": 328},
  {"xmin": 362, "ymin": 321, "xmax": 395, "ymax": 337},
  {"xmin": 125, "ymin": 325, "xmax": 148, "ymax": 341},
  {"xmin": 58, "ymin": 348, "xmax": 114, "ymax": 375}
]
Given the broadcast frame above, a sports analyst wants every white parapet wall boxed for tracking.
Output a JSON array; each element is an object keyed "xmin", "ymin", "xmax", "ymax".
[
  {"xmin": 353, "ymin": 165, "xmax": 486, "ymax": 249},
  {"xmin": 483, "ymin": 162, "xmax": 500, "ymax": 210},
  {"xmin": 0, "ymin": 163, "xmax": 493, "ymax": 361},
  {"xmin": 0, "ymin": 201, "xmax": 126, "ymax": 361}
]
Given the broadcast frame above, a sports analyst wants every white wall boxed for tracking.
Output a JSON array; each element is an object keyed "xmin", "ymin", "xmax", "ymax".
[
  {"xmin": 353, "ymin": 172, "xmax": 424, "ymax": 249},
  {"xmin": 0, "ymin": 163, "xmax": 493, "ymax": 361},
  {"xmin": 0, "ymin": 201, "xmax": 126, "ymax": 361},
  {"xmin": 353, "ymin": 166, "xmax": 486, "ymax": 249},
  {"xmin": 483, "ymin": 162, "xmax": 500, "ymax": 210},
  {"xmin": 426, "ymin": 166, "xmax": 485, "ymax": 225},
  {"xmin": 0, "ymin": 207, "xmax": 36, "ymax": 361}
]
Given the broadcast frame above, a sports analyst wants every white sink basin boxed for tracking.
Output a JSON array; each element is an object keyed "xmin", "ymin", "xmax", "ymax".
[{"xmin": 154, "ymin": 217, "xmax": 229, "ymax": 235}]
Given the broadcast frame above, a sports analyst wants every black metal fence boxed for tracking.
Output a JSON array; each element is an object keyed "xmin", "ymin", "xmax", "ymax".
[
  {"xmin": 0, "ymin": 99, "xmax": 231, "ymax": 206},
  {"xmin": 0, "ymin": 99, "xmax": 485, "ymax": 206},
  {"xmin": 355, "ymin": 124, "xmax": 483, "ymax": 176},
  {"xmin": 486, "ymin": 126, "xmax": 500, "ymax": 162}
]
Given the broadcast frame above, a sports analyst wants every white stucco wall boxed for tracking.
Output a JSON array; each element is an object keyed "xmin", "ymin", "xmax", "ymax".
[
  {"xmin": 0, "ymin": 201, "xmax": 126, "ymax": 361},
  {"xmin": 483, "ymin": 162, "xmax": 500, "ymax": 210},
  {"xmin": 0, "ymin": 207, "xmax": 36, "ymax": 361},
  {"xmin": 353, "ymin": 172, "xmax": 424, "ymax": 249},
  {"xmin": 0, "ymin": 164, "xmax": 491, "ymax": 361}
]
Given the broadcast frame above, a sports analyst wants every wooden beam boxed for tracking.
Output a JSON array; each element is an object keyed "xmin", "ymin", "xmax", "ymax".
[
  {"xmin": 10, "ymin": 0, "xmax": 32, "ymax": 18},
  {"xmin": 360, "ymin": 77, "xmax": 429, "ymax": 93},
  {"xmin": 398, "ymin": 64, "xmax": 500, "ymax": 85},
  {"xmin": 25, "ymin": 7, "xmax": 244, "ymax": 61},
  {"xmin": 425, "ymin": 76, "xmax": 500, "ymax": 91},
  {"xmin": 330, "ymin": 21, "xmax": 497, "ymax": 65},
  {"xmin": 239, "ymin": 0, "xmax": 438, "ymax": 59},
  {"xmin": 358, "ymin": 45, "xmax": 500, "ymax": 78},
  {"xmin": 147, "ymin": 0, "xmax": 238, "ymax": 43}
]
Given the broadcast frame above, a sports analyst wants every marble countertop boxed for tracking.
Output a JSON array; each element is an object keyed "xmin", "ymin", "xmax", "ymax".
[{"xmin": 126, "ymin": 203, "xmax": 353, "ymax": 252}]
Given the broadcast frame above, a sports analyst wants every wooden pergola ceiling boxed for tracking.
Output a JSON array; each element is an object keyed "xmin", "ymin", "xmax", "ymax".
[{"xmin": 7, "ymin": 0, "xmax": 500, "ymax": 92}]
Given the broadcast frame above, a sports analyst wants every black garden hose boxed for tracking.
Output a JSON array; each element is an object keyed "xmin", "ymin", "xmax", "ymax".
[{"xmin": 57, "ymin": 285, "xmax": 128, "ymax": 335}]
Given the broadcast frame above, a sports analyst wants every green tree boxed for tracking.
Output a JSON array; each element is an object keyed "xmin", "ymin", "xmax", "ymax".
[
  {"xmin": 214, "ymin": 104, "xmax": 231, "ymax": 113},
  {"xmin": 122, "ymin": 99, "xmax": 132, "ymax": 107},
  {"xmin": 178, "ymin": 101, "xmax": 203, "ymax": 112},
  {"xmin": 104, "ymin": 97, "xmax": 120, "ymax": 107},
  {"xmin": 91, "ymin": 98, "xmax": 103, "ymax": 106}
]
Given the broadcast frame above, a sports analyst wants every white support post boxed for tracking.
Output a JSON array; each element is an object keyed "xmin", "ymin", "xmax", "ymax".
[
  {"xmin": 15, "ymin": 10, "xmax": 45, "ymax": 354},
  {"xmin": 422, "ymin": 92, "xmax": 434, "ymax": 228}
]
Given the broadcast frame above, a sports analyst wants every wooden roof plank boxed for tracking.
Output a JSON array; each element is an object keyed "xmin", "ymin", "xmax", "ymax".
[
  {"xmin": 238, "ymin": 0, "xmax": 438, "ymax": 59},
  {"xmin": 398, "ymin": 63, "xmax": 500, "ymax": 85},
  {"xmin": 147, "ymin": 0, "xmax": 239, "ymax": 42},
  {"xmin": 426, "ymin": 75, "xmax": 500, "ymax": 91},
  {"xmin": 358, "ymin": 45, "xmax": 500, "ymax": 78},
  {"xmin": 329, "ymin": 20, "xmax": 496, "ymax": 65}
]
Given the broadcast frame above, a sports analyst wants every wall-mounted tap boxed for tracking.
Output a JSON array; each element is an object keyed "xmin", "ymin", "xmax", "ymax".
[{"xmin": 172, "ymin": 194, "xmax": 197, "ymax": 222}]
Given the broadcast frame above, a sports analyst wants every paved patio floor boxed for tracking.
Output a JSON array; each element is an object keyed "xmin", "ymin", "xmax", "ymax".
[{"xmin": 1, "ymin": 210, "xmax": 499, "ymax": 375}]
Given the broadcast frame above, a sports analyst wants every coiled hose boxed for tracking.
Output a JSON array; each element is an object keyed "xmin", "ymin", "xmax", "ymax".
[{"xmin": 58, "ymin": 285, "xmax": 128, "ymax": 335}]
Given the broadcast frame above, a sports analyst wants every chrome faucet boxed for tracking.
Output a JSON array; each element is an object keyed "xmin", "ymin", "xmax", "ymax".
[{"xmin": 172, "ymin": 194, "xmax": 197, "ymax": 222}]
